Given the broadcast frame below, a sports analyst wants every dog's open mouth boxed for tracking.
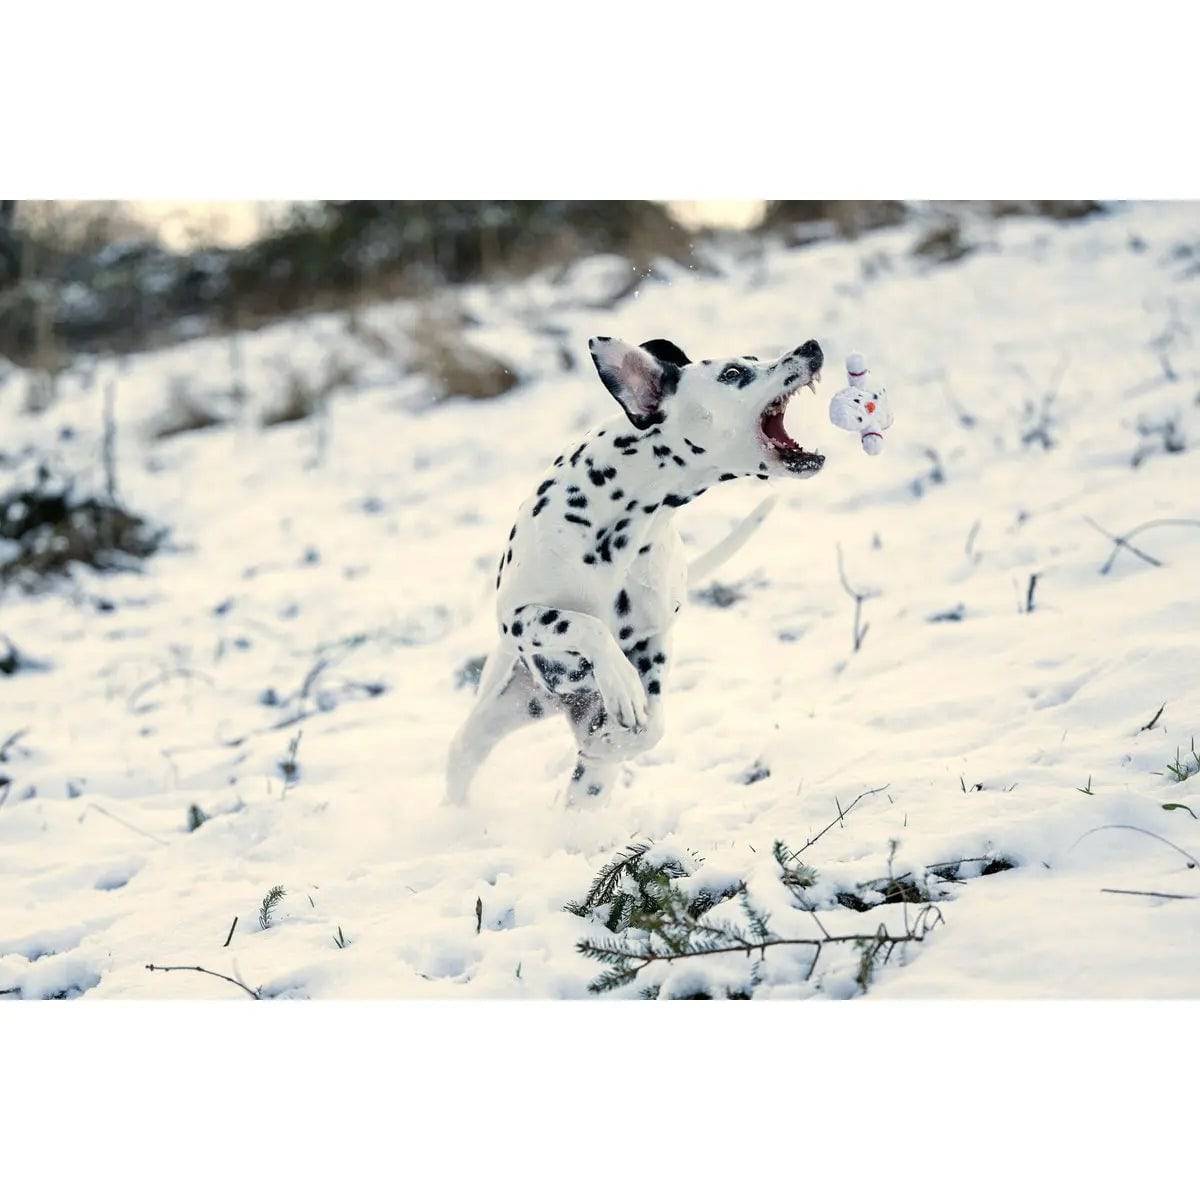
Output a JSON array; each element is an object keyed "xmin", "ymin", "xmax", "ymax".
[{"xmin": 759, "ymin": 376, "xmax": 826, "ymax": 474}]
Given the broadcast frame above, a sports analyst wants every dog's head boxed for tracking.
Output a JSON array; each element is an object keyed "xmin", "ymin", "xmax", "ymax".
[{"xmin": 588, "ymin": 336, "xmax": 826, "ymax": 479}]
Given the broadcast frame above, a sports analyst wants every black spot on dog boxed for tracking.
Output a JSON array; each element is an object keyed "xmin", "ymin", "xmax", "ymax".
[
  {"xmin": 567, "ymin": 495, "xmax": 588, "ymax": 509},
  {"xmin": 615, "ymin": 589, "xmax": 630, "ymax": 616},
  {"xmin": 648, "ymin": 680, "xmax": 661, "ymax": 695},
  {"xmin": 613, "ymin": 434, "xmax": 638, "ymax": 449},
  {"xmin": 744, "ymin": 355, "xmax": 759, "ymax": 361},
  {"xmin": 528, "ymin": 697, "xmax": 544, "ymax": 717},
  {"xmin": 640, "ymin": 338, "xmax": 691, "ymax": 368},
  {"xmin": 603, "ymin": 466, "xmax": 617, "ymax": 480},
  {"xmin": 586, "ymin": 783, "xmax": 602, "ymax": 796},
  {"xmin": 625, "ymin": 499, "xmax": 638, "ymax": 512},
  {"xmin": 622, "ymin": 448, "xmax": 639, "ymax": 457},
  {"xmin": 672, "ymin": 454, "xmax": 686, "ymax": 466},
  {"xmin": 663, "ymin": 493, "xmax": 689, "ymax": 508},
  {"xmin": 637, "ymin": 657, "xmax": 652, "ymax": 673},
  {"xmin": 508, "ymin": 525, "xmax": 517, "ymax": 540},
  {"xmin": 588, "ymin": 468, "xmax": 606, "ymax": 487},
  {"xmin": 642, "ymin": 503, "xmax": 659, "ymax": 514},
  {"xmin": 653, "ymin": 444, "xmax": 672, "ymax": 459},
  {"xmin": 506, "ymin": 547, "xmax": 512, "ymax": 563},
  {"xmin": 565, "ymin": 514, "xmax": 592, "ymax": 527},
  {"xmin": 512, "ymin": 620, "xmax": 524, "ymax": 636},
  {"xmin": 537, "ymin": 479, "xmax": 555, "ymax": 496},
  {"xmin": 683, "ymin": 438, "xmax": 707, "ymax": 455},
  {"xmin": 614, "ymin": 535, "xmax": 627, "ymax": 549},
  {"xmin": 570, "ymin": 442, "xmax": 587, "ymax": 467},
  {"xmin": 540, "ymin": 609, "xmax": 559, "ymax": 625},
  {"xmin": 615, "ymin": 518, "xmax": 629, "ymax": 531},
  {"xmin": 556, "ymin": 619, "xmax": 570, "ymax": 634},
  {"xmin": 610, "ymin": 488, "xmax": 624, "ymax": 501},
  {"xmin": 583, "ymin": 553, "xmax": 596, "ymax": 565},
  {"xmin": 532, "ymin": 497, "xmax": 549, "ymax": 517},
  {"xmin": 638, "ymin": 544, "xmax": 651, "ymax": 555},
  {"xmin": 572, "ymin": 761, "xmax": 585, "ymax": 781},
  {"xmin": 554, "ymin": 455, "xmax": 564, "ymax": 466},
  {"xmin": 653, "ymin": 651, "xmax": 666, "ymax": 664},
  {"xmin": 631, "ymin": 637, "xmax": 649, "ymax": 653},
  {"xmin": 719, "ymin": 472, "xmax": 738, "ymax": 481},
  {"xmin": 619, "ymin": 625, "xmax": 633, "ymax": 641}
]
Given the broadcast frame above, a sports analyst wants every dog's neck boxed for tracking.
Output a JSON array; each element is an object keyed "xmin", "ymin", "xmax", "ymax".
[{"xmin": 546, "ymin": 418, "xmax": 740, "ymax": 567}]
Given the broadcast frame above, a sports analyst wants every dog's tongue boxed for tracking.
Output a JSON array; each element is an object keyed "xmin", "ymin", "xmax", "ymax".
[{"xmin": 763, "ymin": 407, "xmax": 798, "ymax": 449}]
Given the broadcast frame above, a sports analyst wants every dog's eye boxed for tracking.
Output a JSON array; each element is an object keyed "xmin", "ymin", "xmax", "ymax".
[{"xmin": 719, "ymin": 366, "xmax": 743, "ymax": 384}]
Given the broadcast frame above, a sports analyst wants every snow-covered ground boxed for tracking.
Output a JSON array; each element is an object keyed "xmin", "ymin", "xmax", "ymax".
[{"xmin": 3, "ymin": 201, "xmax": 1199, "ymax": 999}]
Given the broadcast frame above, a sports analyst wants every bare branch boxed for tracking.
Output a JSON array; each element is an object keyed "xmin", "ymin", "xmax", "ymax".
[
  {"xmin": 144, "ymin": 963, "xmax": 260, "ymax": 999},
  {"xmin": 787, "ymin": 784, "xmax": 890, "ymax": 861},
  {"xmin": 1101, "ymin": 888, "xmax": 1198, "ymax": 901},
  {"xmin": 1068, "ymin": 824, "xmax": 1200, "ymax": 870},
  {"xmin": 79, "ymin": 801, "xmax": 169, "ymax": 846},
  {"xmin": 836, "ymin": 544, "xmax": 878, "ymax": 653},
  {"xmin": 1139, "ymin": 702, "xmax": 1167, "ymax": 733},
  {"xmin": 1083, "ymin": 516, "xmax": 1200, "ymax": 575}
]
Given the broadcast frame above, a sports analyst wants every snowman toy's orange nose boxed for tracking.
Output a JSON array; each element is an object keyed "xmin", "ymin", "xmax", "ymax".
[{"xmin": 866, "ymin": 401, "xmax": 876, "ymax": 413}]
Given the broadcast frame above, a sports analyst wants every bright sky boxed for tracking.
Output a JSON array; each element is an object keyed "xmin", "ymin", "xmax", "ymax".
[{"xmin": 124, "ymin": 200, "xmax": 766, "ymax": 250}]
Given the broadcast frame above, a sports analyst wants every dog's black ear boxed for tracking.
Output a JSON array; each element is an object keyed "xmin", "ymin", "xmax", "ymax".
[
  {"xmin": 639, "ymin": 338, "xmax": 691, "ymax": 369},
  {"xmin": 588, "ymin": 336, "xmax": 680, "ymax": 429}
]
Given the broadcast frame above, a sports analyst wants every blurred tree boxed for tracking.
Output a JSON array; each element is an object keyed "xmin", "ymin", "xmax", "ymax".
[
  {"xmin": 0, "ymin": 200, "xmax": 19, "ymax": 285},
  {"xmin": 759, "ymin": 200, "xmax": 909, "ymax": 239}
]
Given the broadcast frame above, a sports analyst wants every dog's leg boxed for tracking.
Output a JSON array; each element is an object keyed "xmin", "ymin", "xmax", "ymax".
[
  {"xmin": 504, "ymin": 605, "xmax": 649, "ymax": 734},
  {"xmin": 560, "ymin": 630, "xmax": 672, "ymax": 802},
  {"xmin": 445, "ymin": 649, "xmax": 550, "ymax": 806},
  {"xmin": 564, "ymin": 750, "xmax": 622, "ymax": 806}
]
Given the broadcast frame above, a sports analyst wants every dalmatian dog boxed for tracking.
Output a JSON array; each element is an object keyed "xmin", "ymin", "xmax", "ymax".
[{"xmin": 445, "ymin": 334, "xmax": 825, "ymax": 807}]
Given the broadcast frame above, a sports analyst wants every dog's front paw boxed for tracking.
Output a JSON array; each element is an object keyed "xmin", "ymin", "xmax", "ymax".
[{"xmin": 595, "ymin": 657, "xmax": 649, "ymax": 732}]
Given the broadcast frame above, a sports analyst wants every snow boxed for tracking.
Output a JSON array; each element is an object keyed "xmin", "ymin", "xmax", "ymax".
[{"xmin": 2, "ymin": 202, "xmax": 1199, "ymax": 999}]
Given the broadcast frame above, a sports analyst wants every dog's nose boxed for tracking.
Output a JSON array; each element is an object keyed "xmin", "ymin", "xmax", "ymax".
[{"xmin": 791, "ymin": 340, "xmax": 823, "ymax": 370}]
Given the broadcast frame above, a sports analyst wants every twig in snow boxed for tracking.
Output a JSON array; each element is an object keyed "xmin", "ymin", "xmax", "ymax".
[
  {"xmin": 964, "ymin": 519, "xmax": 981, "ymax": 559},
  {"xmin": 144, "ymin": 963, "xmax": 260, "ymax": 999},
  {"xmin": 222, "ymin": 917, "xmax": 238, "ymax": 948},
  {"xmin": 1101, "ymin": 888, "xmax": 1198, "ymax": 901},
  {"xmin": 79, "ymin": 801, "xmax": 170, "ymax": 846},
  {"xmin": 836, "ymin": 544, "xmax": 878, "ymax": 653},
  {"xmin": 1024, "ymin": 572, "xmax": 1039, "ymax": 613},
  {"xmin": 126, "ymin": 667, "xmax": 215, "ymax": 714},
  {"xmin": 102, "ymin": 381, "xmax": 118, "ymax": 504},
  {"xmin": 1083, "ymin": 516, "xmax": 1200, "ymax": 575},
  {"xmin": 475, "ymin": 897, "xmax": 483, "ymax": 935},
  {"xmin": 1068, "ymin": 824, "xmax": 1199, "ymax": 870},
  {"xmin": 0, "ymin": 727, "xmax": 29, "ymax": 762},
  {"xmin": 786, "ymin": 784, "xmax": 889, "ymax": 861},
  {"xmin": 279, "ymin": 731, "xmax": 303, "ymax": 797},
  {"xmin": 1139, "ymin": 702, "xmax": 1167, "ymax": 733}
]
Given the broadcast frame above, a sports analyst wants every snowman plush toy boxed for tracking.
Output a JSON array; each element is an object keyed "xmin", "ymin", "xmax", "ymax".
[{"xmin": 828, "ymin": 352, "xmax": 893, "ymax": 455}]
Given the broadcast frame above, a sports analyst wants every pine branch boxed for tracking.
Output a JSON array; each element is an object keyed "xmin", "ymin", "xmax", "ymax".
[
  {"xmin": 577, "ymin": 905, "xmax": 944, "ymax": 993},
  {"xmin": 258, "ymin": 884, "xmax": 286, "ymax": 930}
]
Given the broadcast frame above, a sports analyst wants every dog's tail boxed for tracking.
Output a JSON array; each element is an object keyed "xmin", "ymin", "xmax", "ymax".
[{"xmin": 687, "ymin": 495, "xmax": 778, "ymax": 585}]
